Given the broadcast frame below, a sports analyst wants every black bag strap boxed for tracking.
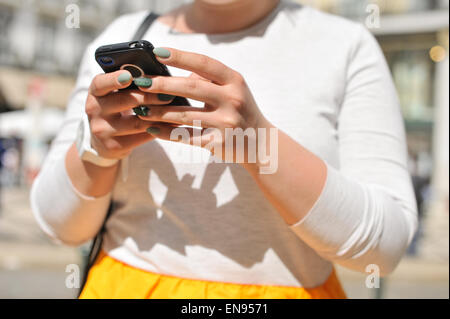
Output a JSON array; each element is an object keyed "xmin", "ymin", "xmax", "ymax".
[
  {"xmin": 132, "ymin": 12, "xmax": 160, "ymax": 41},
  {"xmin": 78, "ymin": 11, "xmax": 159, "ymax": 297}
]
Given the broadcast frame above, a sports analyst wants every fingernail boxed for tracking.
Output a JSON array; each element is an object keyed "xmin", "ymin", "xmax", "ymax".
[
  {"xmin": 146, "ymin": 127, "xmax": 160, "ymax": 135},
  {"xmin": 133, "ymin": 106, "xmax": 149, "ymax": 116},
  {"xmin": 133, "ymin": 106, "xmax": 143, "ymax": 116},
  {"xmin": 158, "ymin": 93, "xmax": 174, "ymax": 101},
  {"xmin": 140, "ymin": 106, "xmax": 149, "ymax": 116},
  {"xmin": 118, "ymin": 72, "xmax": 131, "ymax": 84},
  {"xmin": 134, "ymin": 77, "xmax": 152, "ymax": 88},
  {"xmin": 153, "ymin": 47, "xmax": 171, "ymax": 58}
]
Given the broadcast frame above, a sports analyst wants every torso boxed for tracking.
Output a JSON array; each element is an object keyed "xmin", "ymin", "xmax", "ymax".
[{"xmin": 96, "ymin": 1, "xmax": 358, "ymax": 288}]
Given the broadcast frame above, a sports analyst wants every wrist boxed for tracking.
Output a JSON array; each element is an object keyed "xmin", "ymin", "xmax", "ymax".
[
  {"xmin": 249, "ymin": 111, "xmax": 272, "ymax": 132},
  {"xmin": 242, "ymin": 115, "xmax": 278, "ymax": 175},
  {"xmin": 75, "ymin": 116, "xmax": 119, "ymax": 167},
  {"xmin": 66, "ymin": 143, "xmax": 119, "ymax": 198},
  {"xmin": 80, "ymin": 152, "xmax": 120, "ymax": 171}
]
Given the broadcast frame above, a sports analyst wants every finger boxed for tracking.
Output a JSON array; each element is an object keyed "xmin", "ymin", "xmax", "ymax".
[
  {"xmin": 97, "ymin": 90, "xmax": 173, "ymax": 115},
  {"xmin": 189, "ymin": 72, "xmax": 211, "ymax": 82},
  {"xmin": 143, "ymin": 123, "xmax": 201, "ymax": 143},
  {"xmin": 153, "ymin": 47, "xmax": 235, "ymax": 85},
  {"xmin": 113, "ymin": 132, "xmax": 156, "ymax": 152},
  {"xmin": 137, "ymin": 76, "xmax": 225, "ymax": 105},
  {"xmin": 137, "ymin": 105, "xmax": 216, "ymax": 127},
  {"xmin": 89, "ymin": 70, "xmax": 133, "ymax": 97},
  {"xmin": 145, "ymin": 123, "xmax": 218, "ymax": 149},
  {"xmin": 97, "ymin": 114, "xmax": 157, "ymax": 137}
]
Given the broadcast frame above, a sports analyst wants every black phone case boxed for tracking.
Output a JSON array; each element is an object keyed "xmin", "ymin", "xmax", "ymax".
[{"xmin": 95, "ymin": 40, "xmax": 189, "ymax": 106}]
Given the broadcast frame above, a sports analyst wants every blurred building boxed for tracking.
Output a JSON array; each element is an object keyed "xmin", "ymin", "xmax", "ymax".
[
  {"xmin": 0, "ymin": 0, "xmax": 189, "ymax": 183},
  {"xmin": 0, "ymin": 0, "xmax": 190, "ymax": 110}
]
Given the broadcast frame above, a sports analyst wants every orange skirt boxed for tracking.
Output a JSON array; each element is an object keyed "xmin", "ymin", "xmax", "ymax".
[{"xmin": 79, "ymin": 250, "xmax": 346, "ymax": 299}]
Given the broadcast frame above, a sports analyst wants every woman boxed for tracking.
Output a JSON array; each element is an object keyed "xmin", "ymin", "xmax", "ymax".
[{"xmin": 31, "ymin": 0, "xmax": 418, "ymax": 299}]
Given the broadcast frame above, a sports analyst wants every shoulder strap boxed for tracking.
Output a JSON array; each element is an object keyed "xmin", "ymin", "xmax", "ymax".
[
  {"xmin": 132, "ymin": 12, "xmax": 160, "ymax": 40},
  {"xmin": 78, "ymin": 12, "xmax": 160, "ymax": 297}
]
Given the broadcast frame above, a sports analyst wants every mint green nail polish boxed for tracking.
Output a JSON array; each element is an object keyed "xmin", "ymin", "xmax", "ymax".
[
  {"xmin": 133, "ymin": 106, "xmax": 143, "ymax": 116},
  {"xmin": 133, "ymin": 106, "xmax": 149, "ymax": 116},
  {"xmin": 153, "ymin": 47, "xmax": 171, "ymax": 58},
  {"xmin": 158, "ymin": 93, "xmax": 174, "ymax": 101},
  {"xmin": 134, "ymin": 77, "xmax": 152, "ymax": 88},
  {"xmin": 146, "ymin": 127, "xmax": 160, "ymax": 135},
  {"xmin": 118, "ymin": 73, "xmax": 131, "ymax": 84},
  {"xmin": 140, "ymin": 106, "xmax": 149, "ymax": 116}
]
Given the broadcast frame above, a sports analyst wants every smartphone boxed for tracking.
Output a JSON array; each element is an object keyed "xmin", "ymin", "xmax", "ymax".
[{"xmin": 95, "ymin": 40, "xmax": 189, "ymax": 107}]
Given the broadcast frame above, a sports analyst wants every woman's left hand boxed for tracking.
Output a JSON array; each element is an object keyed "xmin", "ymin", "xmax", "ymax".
[{"xmin": 135, "ymin": 47, "xmax": 273, "ymax": 163}]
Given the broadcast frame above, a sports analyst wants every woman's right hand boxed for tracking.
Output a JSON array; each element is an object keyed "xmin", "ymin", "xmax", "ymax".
[{"xmin": 84, "ymin": 70, "xmax": 174, "ymax": 160}]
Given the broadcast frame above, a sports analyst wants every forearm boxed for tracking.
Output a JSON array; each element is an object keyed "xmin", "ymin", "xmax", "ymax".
[
  {"xmin": 65, "ymin": 142, "xmax": 119, "ymax": 197},
  {"xmin": 243, "ymin": 120, "xmax": 327, "ymax": 225},
  {"xmin": 30, "ymin": 143, "xmax": 115, "ymax": 246},
  {"xmin": 244, "ymin": 120, "xmax": 416, "ymax": 275}
]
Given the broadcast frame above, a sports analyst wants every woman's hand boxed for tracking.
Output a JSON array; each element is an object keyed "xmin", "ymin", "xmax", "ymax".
[
  {"xmin": 84, "ymin": 70, "xmax": 175, "ymax": 160},
  {"xmin": 65, "ymin": 69, "xmax": 177, "ymax": 197},
  {"xmin": 135, "ymin": 47, "xmax": 273, "ymax": 165}
]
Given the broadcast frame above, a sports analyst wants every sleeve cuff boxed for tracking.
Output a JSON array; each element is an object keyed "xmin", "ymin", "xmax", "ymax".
[
  {"xmin": 289, "ymin": 162, "xmax": 365, "ymax": 253},
  {"xmin": 30, "ymin": 154, "xmax": 112, "ymax": 244}
]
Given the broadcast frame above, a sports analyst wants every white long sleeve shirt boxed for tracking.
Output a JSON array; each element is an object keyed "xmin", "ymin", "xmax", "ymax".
[{"xmin": 30, "ymin": 1, "xmax": 418, "ymax": 288}]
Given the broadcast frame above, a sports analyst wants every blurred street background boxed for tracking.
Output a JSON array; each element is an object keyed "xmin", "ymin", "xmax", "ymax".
[{"xmin": 0, "ymin": 0, "xmax": 448, "ymax": 298}]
